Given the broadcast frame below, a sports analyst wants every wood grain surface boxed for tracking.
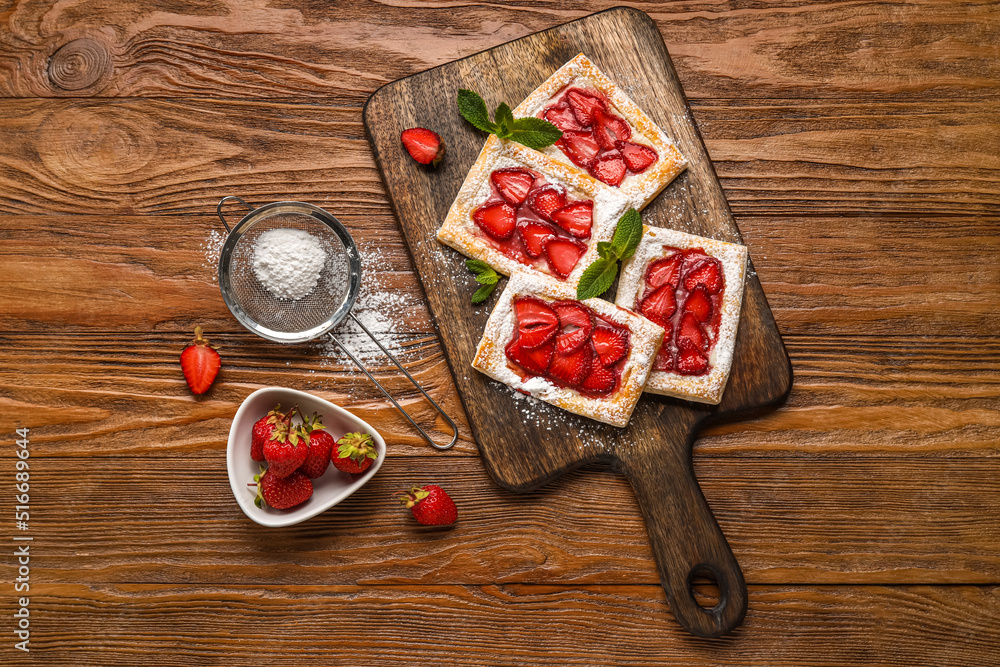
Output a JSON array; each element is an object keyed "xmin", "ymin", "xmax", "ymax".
[{"xmin": 0, "ymin": 0, "xmax": 998, "ymax": 663}]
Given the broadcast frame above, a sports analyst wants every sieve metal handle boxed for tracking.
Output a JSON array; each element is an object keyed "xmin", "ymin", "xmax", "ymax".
[
  {"xmin": 217, "ymin": 196, "xmax": 254, "ymax": 233},
  {"xmin": 330, "ymin": 313, "xmax": 458, "ymax": 450}
]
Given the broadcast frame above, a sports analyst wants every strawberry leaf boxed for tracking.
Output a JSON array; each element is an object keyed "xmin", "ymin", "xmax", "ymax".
[
  {"xmin": 508, "ymin": 116, "xmax": 563, "ymax": 150},
  {"xmin": 457, "ymin": 89, "xmax": 498, "ymax": 134},
  {"xmin": 471, "ymin": 282, "xmax": 497, "ymax": 304},
  {"xmin": 576, "ymin": 257, "xmax": 618, "ymax": 300}
]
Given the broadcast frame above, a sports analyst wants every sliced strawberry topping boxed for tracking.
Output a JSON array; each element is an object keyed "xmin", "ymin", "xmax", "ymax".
[
  {"xmin": 526, "ymin": 185, "xmax": 567, "ymax": 222},
  {"xmin": 543, "ymin": 104, "xmax": 584, "ymax": 132},
  {"xmin": 676, "ymin": 346, "xmax": 709, "ymax": 376},
  {"xmin": 639, "ymin": 284, "xmax": 677, "ymax": 328},
  {"xmin": 677, "ymin": 312, "xmax": 708, "ymax": 351},
  {"xmin": 566, "ymin": 88, "xmax": 606, "ymax": 127},
  {"xmin": 683, "ymin": 286, "xmax": 713, "ymax": 322},
  {"xmin": 491, "ymin": 168, "xmax": 535, "ymax": 206},
  {"xmin": 548, "ymin": 344, "xmax": 593, "ymax": 388},
  {"xmin": 517, "ymin": 220, "xmax": 557, "ymax": 258},
  {"xmin": 556, "ymin": 130, "xmax": 601, "ymax": 169},
  {"xmin": 645, "ymin": 254, "xmax": 683, "ymax": 289},
  {"xmin": 514, "ymin": 296, "xmax": 559, "ymax": 349},
  {"xmin": 543, "ymin": 237, "xmax": 586, "ymax": 278},
  {"xmin": 506, "ymin": 339, "xmax": 554, "ymax": 375},
  {"xmin": 591, "ymin": 324, "xmax": 630, "ymax": 367},
  {"xmin": 552, "ymin": 301, "xmax": 594, "ymax": 354},
  {"xmin": 683, "ymin": 258, "xmax": 724, "ymax": 294},
  {"xmin": 400, "ymin": 127, "xmax": 445, "ymax": 166},
  {"xmin": 580, "ymin": 360, "xmax": 617, "ymax": 395},
  {"xmin": 617, "ymin": 140, "xmax": 658, "ymax": 173},
  {"xmin": 472, "ymin": 201, "xmax": 516, "ymax": 240},
  {"xmin": 550, "ymin": 201, "xmax": 593, "ymax": 239},
  {"xmin": 654, "ymin": 348, "xmax": 675, "ymax": 372},
  {"xmin": 589, "ymin": 150, "xmax": 627, "ymax": 187},
  {"xmin": 593, "ymin": 108, "xmax": 632, "ymax": 150}
]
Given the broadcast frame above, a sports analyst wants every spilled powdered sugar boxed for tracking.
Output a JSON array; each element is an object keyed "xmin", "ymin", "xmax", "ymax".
[{"xmin": 200, "ymin": 229, "xmax": 226, "ymax": 281}]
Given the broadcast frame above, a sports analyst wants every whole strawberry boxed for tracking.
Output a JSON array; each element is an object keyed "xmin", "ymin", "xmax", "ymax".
[
  {"xmin": 400, "ymin": 485, "xmax": 457, "ymax": 526},
  {"xmin": 251, "ymin": 469, "xmax": 313, "ymax": 510},
  {"xmin": 331, "ymin": 432, "xmax": 378, "ymax": 475},
  {"xmin": 180, "ymin": 326, "xmax": 220, "ymax": 395},
  {"xmin": 297, "ymin": 412, "xmax": 335, "ymax": 479},
  {"xmin": 263, "ymin": 422, "xmax": 309, "ymax": 479},
  {"xmin": 251, "ymin": 404, "xmax": 294, "ymax": 462}
]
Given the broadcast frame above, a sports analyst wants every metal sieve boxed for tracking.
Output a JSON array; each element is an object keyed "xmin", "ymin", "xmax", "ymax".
[{"xmin": 216, "ymin": 196, "xmax": 457, "ymax": 449}]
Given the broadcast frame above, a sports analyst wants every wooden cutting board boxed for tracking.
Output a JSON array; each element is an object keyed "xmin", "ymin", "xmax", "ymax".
[{"xmin": 364, "ymin": 7, "xmax": 791, "ymax": 638}]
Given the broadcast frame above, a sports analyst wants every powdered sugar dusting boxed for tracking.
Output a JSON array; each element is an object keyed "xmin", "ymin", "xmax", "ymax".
[{"xmin": 200, "ymin": 229, "xmax": 226, "ymax": 281}]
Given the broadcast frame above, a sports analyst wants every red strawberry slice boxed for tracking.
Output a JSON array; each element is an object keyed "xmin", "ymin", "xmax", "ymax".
[
  {"xmin": 505, "ymin": 338, "xmax": 554, "ymax": 375},
  {"xmin": 589, "ymin": 150, "xmax": 627, "ymax": 187},
  {"xmin": 591, "ymin": 324, "xmax": 630, "ymax": 367},
  {"xmin": 552, "ymin": 301, "xmax": 594, "ymax": 354},
  {"xmin": 491, "ymin": 168, "xmax": 535, "ymax": 206},
  {"xmin": 645, "ymin": 253, "xmax": 683, "ymax": 289},
  {"xmin": 548, "ymin": 344, "xmax": 593, "ymax": 388},
  {"xmin": 683, "ymin": 258, "xmax": 724, "ymax": 294},
  {"xmin": 517, "ymin": 220, "xmax": 557, "ymax": 258},
  {"xmin": 400, "ymin": 127, "xmax": 445, "ymax": 166},
  {"xmin": 617, "ymin": 140, "xmax": 658, "ymax": 173},
  {"xmin": 543, "ymin": 104, "xmax": 584, "ymax": 132},
  {"xmin": 565, "ymin": 88, "xmax": 606, "ymax": 127},
  {"xmin": 677, "ymin": 312, "xmax": 708, "ymax": 351},
  {"xmin": 550, "ymin": 201, "xmax": 593, "ymax": 239},
  {"xmin": 593, "ymin": 108, "xmax": 632, "ymax": 150},
  {"xmin": 526, "ymin": 185, "xmax": 567, "ymax": 222},
  {"xmin": 514, "ymin": 296, "xmax": 559, "ymax": 349},
  {"xmin": 543, "ymin": 237, "xmax": 586, "ymax": 278},
  {"xmin": 580, "ymin": 359, "xmax": 617, "ymax": 395},
  {"xmin": 653, "ymin": 347, "xmax": 675, "ymax": 372},
  {"xmin": 683, "ymin": 286, "xmax": 713, "ymax": 322},
  {"xmin": 639, "ymin": 284, "xmax": 677, "ymax": 328},
  {"xmin": 556, "ymin": 130, "xmax": 601, "ymax": 169},
  {"xmin": 677, "ymin": 346, "xmax": 709, "ymax": 375},
  {"xmin": 472, "ymin": 201, "xmax": 516, "ymax": 240}
]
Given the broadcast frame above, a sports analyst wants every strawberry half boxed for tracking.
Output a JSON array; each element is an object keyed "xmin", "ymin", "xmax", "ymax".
[
  {"xmin": 514, "ymin": 296, "xmax": 559, "ymax": 350},
  {"xmin": 645, "ymin": 253, "xmax": 683, "ymax": 289},
  {"xmin": 552, "ymin": 301, "xmax": 594, "ymax": 354},
  {"xmin": 580, "ymin": 360, "xmax": 617, "ymax": 395},
  {"xmin": 591, "ymin": 324, "xmax": 630, "ymax": 367},
  {"xmin": 556, "ymin": 130, "xmax": 601, "ymax": 169},
  {"xmin": 683, "ymin": 286, "xmax": 713, "ymax": 322},
  {"xmin": 677, "ymin": 312, "xmax": 708, "ymax": 352},
  {"xmin": 617, "ymin": 140, "xmax": 658, "ymax": 173},
  {"xmin": 543, "ymin": 237, "xmax": 586, "ymax": 278},
  {"xmin": 491, "ymin": 167, "xmax": 535, "ymax": 206},
  {"xmin": 589, "ymin": 150, "xmax": 627, "ymax": 187},
  {"xmin": 400, "ymin": 127, "xmax": 445, "ymax": 166},
  {"xmin": 683, "ymin": 258, "xmax": 724, "ymax": 294},
  {"xmin": 640, "ymin": 284, "xmax": 677, "ymax": 328},
  {"xmin": 566, "ymin": 88, "xmax": 606, "ymax": 127},
  {"xmin": 677, "ymin": 346, "xmax": 709, "ymax": 376},
  {"xmin": 505, "ymin": 338, "xmax": 554, "ymax": 375},
  {"xmin": 550, "ymin": 201, "xmax": 593, "ymax": 239},
  {"xmin": 548, "ymin": 343, "xmax": 593, "ymax": 388},
  {"xmin": 593, "ymin": 108, "xmax": 631, "ymax": 150},
  {"xmin": 180, "ymin": 326, "xmax": 221, "ymax": 395},
  {"xmin": 543, "ymin": 104, "xmax": 585, "ymax": 132},
  {"xmin": 526, "ymin": 185, "xmax": 567, "ymax": 222},
  {"xmin": 472, "ymin": 201, "xmax": 516, "ymax": 240},
  {"xmin": 517, "ymin": 220, "xmax": 557, "ymax": 258}
]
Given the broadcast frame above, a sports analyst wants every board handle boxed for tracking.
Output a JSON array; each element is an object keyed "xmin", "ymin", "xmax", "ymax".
[{"xmin": 618, "ymin": 424, "xmax": 748, "ymax": 638}]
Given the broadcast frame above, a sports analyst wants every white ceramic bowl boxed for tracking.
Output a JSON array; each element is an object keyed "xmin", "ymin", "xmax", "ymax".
[{"xmin": 227, "ymin": 386, "xmax": 386, "ymax": 527}]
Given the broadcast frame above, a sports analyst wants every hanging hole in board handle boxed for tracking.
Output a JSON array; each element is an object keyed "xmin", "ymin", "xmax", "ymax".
[
  {"xmin": 689, "ymin": 564, "xmax": 725, "ymax": 613},
  {"xmin": 217, "ymin": 196, "xmax": 254, "ymax": 233}
]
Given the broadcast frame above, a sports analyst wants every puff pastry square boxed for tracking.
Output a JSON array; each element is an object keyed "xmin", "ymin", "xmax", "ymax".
[
  {"xmin": 473, "ymin": 270, "xmax": 664, "ymax": 428},
  {"xmin": 616, "ymin": 225, "xmax": 748, "ymax": 404},
  {"xmin": 437, "ymin": 136, "xmax": 630, "ymax": 287},
  {"xmin": 513, "ymin": 53, "xmax": 688, "ymax": 210}
]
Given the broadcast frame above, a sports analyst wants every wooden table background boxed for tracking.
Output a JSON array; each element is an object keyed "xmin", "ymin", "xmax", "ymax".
[{"xmin": 1, "ymin": 1, "xmax": 998, "ymax": 665}]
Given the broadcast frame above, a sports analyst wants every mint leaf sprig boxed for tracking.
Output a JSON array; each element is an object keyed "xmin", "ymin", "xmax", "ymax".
[
  {"xmin": 457, "ymin": 89, "xmax": 562, "ymax": 150},
  {"xmin": 576, "ymin": 208, "xmax": 643, "ymax": 300},
  {"xmin": 465, "ymin": 259, "xmax": 501, "ymax": 304}
]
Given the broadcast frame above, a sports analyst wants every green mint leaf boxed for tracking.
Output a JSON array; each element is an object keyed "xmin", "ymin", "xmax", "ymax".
[
  {"xmin": 474, "ymin": 270, "xmax": 499, "ymax": 285},
  {"xmin": 457, "ymin": 89, "xmax": 497, "ymax": 134},
  {"xmin": 596, "ymin": 241, "xmax": 615, "ymax": 261},
  {"xmin": 508, "ymin": 116, "xmax": 563, "ymax": 150},
  {"xmin": 610, "ymin": 208, "xmax": 643, "ymax": 261},
  {"xmin": 495, "ymin": 102, "xmax": 515, "ymax": 138},
  {"xmin": 576, "ymin": 257, "xmax": 619, "ymax": 300},
  {"xmin": 465, "ymin": 258, "xmax": 492, "ymax": 275},
  {"xmin": 471, "ymin": 282, "xmax": 497, "ymax": 304}
]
